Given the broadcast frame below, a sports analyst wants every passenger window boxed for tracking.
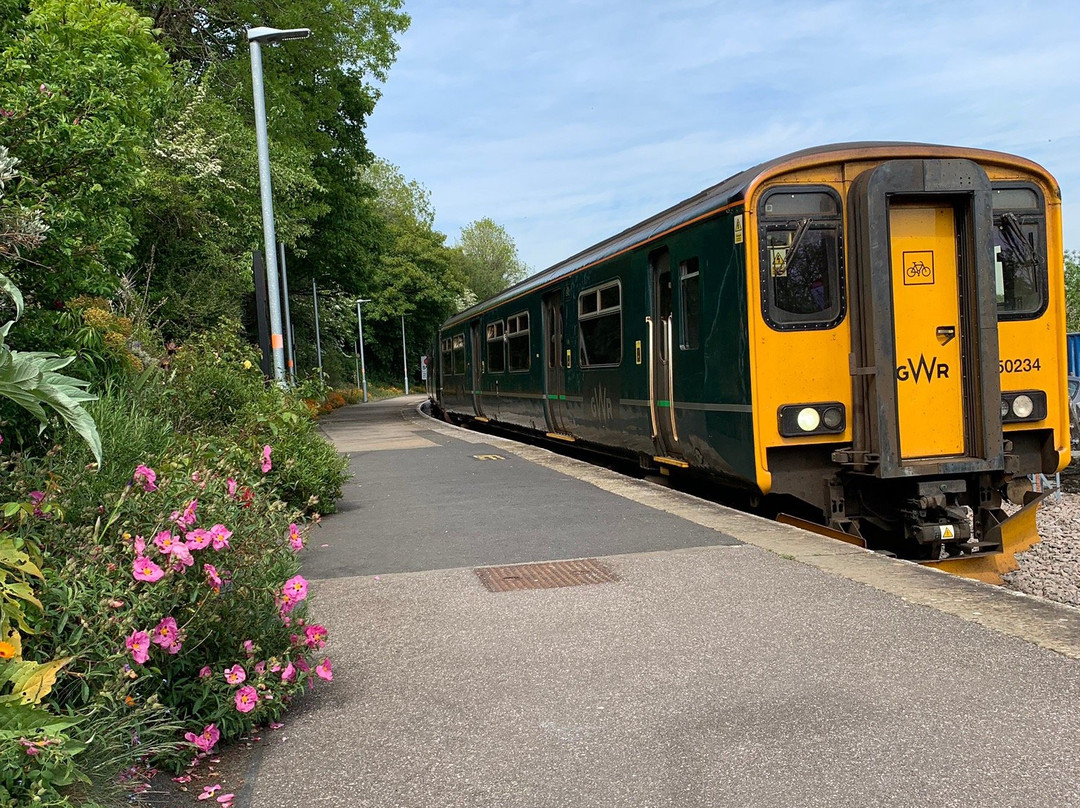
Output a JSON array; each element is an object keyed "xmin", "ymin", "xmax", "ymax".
[
  {"xmin": 507, "ymin": 312, "xmax": 530, "ymax": 372},
  {"xmin": 578, "ymin": 282, "xmax": 622, "ymax": 367},
  {"xmin": 485, "ymin": 321, "xmax": 505, "ymax": 373},
  {"xmin": 758, "ymin": 188, "xmax": 844, "ymax": 330},
  {"xmin": 440, "ymin": 338, "xmax": 452, "ymax": 376},
  {"xmin": 679, "ymin": 258, "xmax": 700, "ymax": 350},
  {"xmin": 991, "ymin": 184, "xmax": 1047, "ymax": 320},
  {"xmin": 452, "ymin": 334, "xmax": 465, "ymax": 375}
]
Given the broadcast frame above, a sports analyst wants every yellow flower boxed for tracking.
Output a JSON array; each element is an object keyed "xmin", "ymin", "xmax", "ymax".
[
  {"xmin": 243, "ymin": 360, "xmax": 252, "ymax": 370},
  {"xmin": 0, "ymin": 641, "xmax": 15, "ymax": 660}
]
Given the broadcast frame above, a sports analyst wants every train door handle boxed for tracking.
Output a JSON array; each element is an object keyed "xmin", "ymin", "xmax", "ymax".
[{"xmin": 936, "ymin": 326, "xmax": 956, "ymax": 346}]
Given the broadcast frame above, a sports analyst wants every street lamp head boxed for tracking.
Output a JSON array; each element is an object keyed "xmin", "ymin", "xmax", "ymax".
[
  {"xmin": 357, "ymin": 298, "xmax": 372, "ymax": 305},
  {"xmin": 248, "ymin": 26, "xmax": 312, "ymax": 43}
]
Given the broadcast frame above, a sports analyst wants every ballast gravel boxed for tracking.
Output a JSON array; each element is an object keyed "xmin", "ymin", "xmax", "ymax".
[{"xmin": 1004, "ymin": 490, "xmax": 1080, "ymax": 608}]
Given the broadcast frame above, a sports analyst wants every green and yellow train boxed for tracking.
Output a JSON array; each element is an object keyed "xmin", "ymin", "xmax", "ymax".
[{"xmin": 431, "ymin": 142, "xmax": 1069, "ymax": 581}]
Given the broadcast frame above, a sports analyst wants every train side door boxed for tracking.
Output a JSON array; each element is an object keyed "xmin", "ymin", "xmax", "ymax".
[
  {"xmin": 543, "ymin": 291, "xmax": 568, "ymax": 433},
  {"xmin": 470, "ymin": 321, "xmax": 484, "ymax": 417},
  {"xmin": 889, "ymin": 204, "xmax": 965, "ymax": 459},
  {"xmin": 648, "ymin": 247, "xmax": 681, "ymax": 458}
]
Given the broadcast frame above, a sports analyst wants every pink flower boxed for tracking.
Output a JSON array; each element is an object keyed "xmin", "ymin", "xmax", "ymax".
[
  {"xmin": 316, "ymin": 658, "xmax": 332, "ymax": 681},
  {"xmin": 287, "ymin": 523, "xmax": 304, "ymax": 552},
  {"xmin": 186, "ymin": 528, "xmax": 212, "ymax": 550},
  {"xmin": 170, "ymin": 542, "xmax": 194, "ymax": 571},
  {"xmin": 133, "ymin": 557, "xmax": 164, "ymax": 582},
  {"xmin": 133, "ymin": 464, "xmax": 157, "ymax": 492},
  {"xmin": 295, "ymin": 657, "xmax": 310, "ymax": 673},
  {"xmin": 153, "ymin": 530, "xmax": 179, "ymax": 554},
  {"xmin": 210, "ymin": 524, "xmax": 232, "ymax": 551},
  {"xmin": 226, "ymin": 477, "xmax": 237, "ymax": 498},
  {"xmin": 204, "ymin": 563, "xmax": 222, "ymax": 592},
  {"xmin": 283, "ymin": 575, "xmax": 308, "ymax": 603},
  {"xmin": 199, "ymin": 666, "xmax": 212, "ymax": 679},
  {"xmin": 167, "ymin": 638, "xmax": 183, "ymax": 654},
  {"xmin": 224, "ymin": 664, "xmax": 246, "ymax": 685},
  {"xmin": 305, "ymin": 624, "xmax": 328, "ymax": 649},
  {"xmin": 243, "ymin": 640, "xmax": 255, "ymax": 657},
  {"xmin": 133, "ymin": 534, "xmax": 146, "ymax": 554},
  {"xmin": 151, "ymin": 617, "xmax": 178, "ymax": 648},
  {"xmin": 281, "ymin": 662, "xmax": 296, "ymax": 682},
  {"xmin": 234, "ymin": 686, "xmax": 258, "ymax": 713},
  {"xmin": 197, "ymin": 784, "xmax": 221, "ymax": 801},
  {"xmin": 254, "ymin": 661, "xmax": 266, "ymax": 674},
  {"xmin": 184, "ymin": 724, "xmax": 220, "ymax": 753},
  {"xmin": 261, "ymin": 445, "xmax": 272, "ymax": 473},
  {"xmin": 126, "ymin": 630, "xmax": 151, "ymax": 664},
  {"xmin": 217, "ymin": 795, "xmax": 235, "ymax": 805},
  {"xmin": 170, "ymin": 499, "xmax": 199, "ymax": 528}
]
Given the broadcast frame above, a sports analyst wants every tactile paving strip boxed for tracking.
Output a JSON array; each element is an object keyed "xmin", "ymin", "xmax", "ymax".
[{"xmin": 474, "ymin": 558, "xmax": 619, "ymax": 592}]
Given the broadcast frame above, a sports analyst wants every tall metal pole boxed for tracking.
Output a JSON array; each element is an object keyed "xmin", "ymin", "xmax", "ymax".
[
  {"xmin": 401, "ymin": 314, "xmax": 409, "ymax": 396},
  {"xmin": 357, "ymin": 299, "xmax": 370, "ymax": 403},
  {"xmin": 278, "ymin": 243, "xmax": 296, "ymax": 385},
  {"xmin": 312, "ymin": 279, "xmax": 323, "ymax": 378},
  {"xmin": 250, "ymin": 39, "xmax": 286, "ymax": 384}
]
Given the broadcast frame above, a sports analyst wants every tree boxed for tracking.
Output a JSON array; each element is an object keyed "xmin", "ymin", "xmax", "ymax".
[
  {"xmin": 1066, "ymin": 250, "xmax": 1080, "ymax": 332},
  {"xmin": 0, "ymin": 0, "xmax": 172, "ymax": 307},
  {"xmin": 455, "ymin": 218, "xmax": 528, "ymax": 303}
]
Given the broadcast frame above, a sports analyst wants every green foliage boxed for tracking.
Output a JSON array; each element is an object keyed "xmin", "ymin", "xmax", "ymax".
[
  {"xmin": 0, "ymin": 0, "xmax": 172, "ymax": 306},
  {"xmin": 455, "ymin": 217, "xmax": 529, "ymax": 302},
  {"xmin": 1065, "ymin": 250, "xmax": 1080, "ymax": 332}
]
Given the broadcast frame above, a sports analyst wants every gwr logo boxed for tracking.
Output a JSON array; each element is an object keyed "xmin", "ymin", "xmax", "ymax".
[{"xmin": 896, "ymin": 354, "xmax": 950, "ymax": 383}]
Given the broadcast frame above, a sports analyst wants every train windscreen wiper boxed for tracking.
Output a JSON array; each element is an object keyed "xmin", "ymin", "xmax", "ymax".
[
  {"xmin": 778, "ymin": 218, "xmax": 812, "ymax": 276},
  {"xmin": 1000, "ymin": 212, "xmax": 1036, "ymax": 267}
]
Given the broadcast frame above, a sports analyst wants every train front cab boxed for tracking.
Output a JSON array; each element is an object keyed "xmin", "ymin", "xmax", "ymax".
[{"xmin": 746, "ymin": 147, "xmax": 1068, "ymax": 563}]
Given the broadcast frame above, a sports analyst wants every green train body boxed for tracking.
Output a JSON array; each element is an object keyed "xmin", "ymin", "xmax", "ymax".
[{"xmin": 433, "ymin": 143, "xmax": 1069, "ymax": 565}]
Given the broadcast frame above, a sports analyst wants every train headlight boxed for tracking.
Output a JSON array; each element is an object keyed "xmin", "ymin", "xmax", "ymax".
[
  {"xmin": 1011, "ymin": 395, "xmax": 1034, "ymax": 419},
  {"xmin": 778, "ymin": 403, "xmax": 846, "ymax": 437},
  {"xmin": 1000, "ymin": 390, "xmax": 1046, "ymax": 423},
  {"xmin": 797, "ymin": 408, "xmax": 820, "ymax": 431}
]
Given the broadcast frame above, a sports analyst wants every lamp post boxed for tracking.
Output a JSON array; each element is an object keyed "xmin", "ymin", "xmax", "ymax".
[
  {"xmin": 312, "ymin": 279, "xmax": 323, "ymax": 378},
  {"xmin": 401, "ymin": 314, "xmax": 410, "ymax": 396},
  {"xmin": 356, "ymin": 298, "xmax": 371, "ymax": 403},
  {"xmin": 248, "ymin": 25, "xmax": 311, "ymax": 385}
]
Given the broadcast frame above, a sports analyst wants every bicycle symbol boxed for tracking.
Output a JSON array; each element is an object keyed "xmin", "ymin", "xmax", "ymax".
[{"xmin": 906, "ymin": 260, "xmax": 932, "ymax": 278}]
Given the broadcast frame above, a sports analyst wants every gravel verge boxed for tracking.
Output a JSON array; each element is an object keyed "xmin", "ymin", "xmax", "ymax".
[{"xmin": 1004, "ymin": 487, "xmax": 1080, "ymax": 608}]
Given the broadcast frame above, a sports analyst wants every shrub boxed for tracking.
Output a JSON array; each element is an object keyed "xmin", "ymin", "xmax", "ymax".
[{"xmin": 15, "ymin": 444, "xmax": 331, "ymax": 780}]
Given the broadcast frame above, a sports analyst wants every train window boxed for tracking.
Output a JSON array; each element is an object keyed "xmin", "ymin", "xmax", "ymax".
[
  {"xmin": 758, "ymin": 188, "xmax": 845, "ymax": 330},
  {"xmin": 507, "ymin": 312, "xmax": 530, "ymax": 372},
  {"xmin": 485, "ymin": 321, "xmax": 505, "ymax": 373},
  {"xmin": 991, "ymin": 183, "xmax": 1047, "ymax": 320},
  {"xmin": 680, "ymin": 257, "xmax": 700, "ymax": 350},
  {"xmin": 452, "ymin": 334, "xmax": 465, "ymax": 375},
  {"xmin": 440, "ymin": 338, "xmax": 452, "ymax": 375},
  {"xmin": 579, "ymin": 281, "xmax": 622, "ymax": 367}
]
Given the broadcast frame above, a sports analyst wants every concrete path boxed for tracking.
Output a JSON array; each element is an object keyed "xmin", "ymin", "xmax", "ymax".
[{"xmin": 242, "ymin": 396, "xmax": 1080, "ymax": 808}]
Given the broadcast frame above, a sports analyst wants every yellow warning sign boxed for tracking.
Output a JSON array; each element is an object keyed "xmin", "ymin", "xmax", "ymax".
[
  {"xmin": 770, "ymin": 247, "xmax": 788, "ymax": 277},
  {"xmin": 939, "ymin": 524, "xmax": 955, "ymax": 540},
  {"xmin": 734, "ymin": 214, "xmax": 744, "ymax": 244}
]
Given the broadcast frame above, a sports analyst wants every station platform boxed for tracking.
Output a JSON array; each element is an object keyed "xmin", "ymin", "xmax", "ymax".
[{"xmin": 242, "ymin": 396, "xmax": 1080, "ymax": 808}]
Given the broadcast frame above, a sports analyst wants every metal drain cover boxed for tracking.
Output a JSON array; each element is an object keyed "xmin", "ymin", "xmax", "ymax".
[{"xmin": 474, "ymin": 558, "xmax": 619, "ymax": 592}]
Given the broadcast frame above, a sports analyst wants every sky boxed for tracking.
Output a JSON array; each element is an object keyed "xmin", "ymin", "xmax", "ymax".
[{"xmin": 364, "ymin": 0, "xmax": 1080, "ymax": 274}]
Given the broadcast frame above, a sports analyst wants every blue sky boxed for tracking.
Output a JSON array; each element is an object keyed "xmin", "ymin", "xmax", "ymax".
[{"xmin": 365, "ymin": 0, "xmax": 1080, "ymax": 273}]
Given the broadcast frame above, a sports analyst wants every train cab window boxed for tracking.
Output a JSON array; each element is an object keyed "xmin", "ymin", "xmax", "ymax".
[
  {"xmin": 991, "ymin": 184, "xmax": 1047, "ymax": 320},
  {"xmin": 578, "ymin": 281, "xmax": 622, "ymax": 367},
  {"xmin": 452, "ymin": 334, "xmax": 465, "ymax": 375},
  {"xmin": 485, "ymin": 321, "xmax": 506, "ymax": 373},
  {"xmin": 679, "ymin": 257, "xmax": 700, "ymax": 350},
  {"xmin": 507, "ymin": 312, "xmax": 530, "ymax": 372},
  {"xmin": 758, "ymin": 188, "xmax": 844, "ymax": 330}
]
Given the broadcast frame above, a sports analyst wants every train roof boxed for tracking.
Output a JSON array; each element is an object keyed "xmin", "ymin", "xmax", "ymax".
[{"xmin": 443, "ymin": 140, "xmax": 1045, "ymax": 329}]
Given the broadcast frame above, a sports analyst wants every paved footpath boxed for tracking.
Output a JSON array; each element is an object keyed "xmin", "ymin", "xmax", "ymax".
[{"xmin": 241, "ymin": 395, "xmax": 1080, "ymax": 808}]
